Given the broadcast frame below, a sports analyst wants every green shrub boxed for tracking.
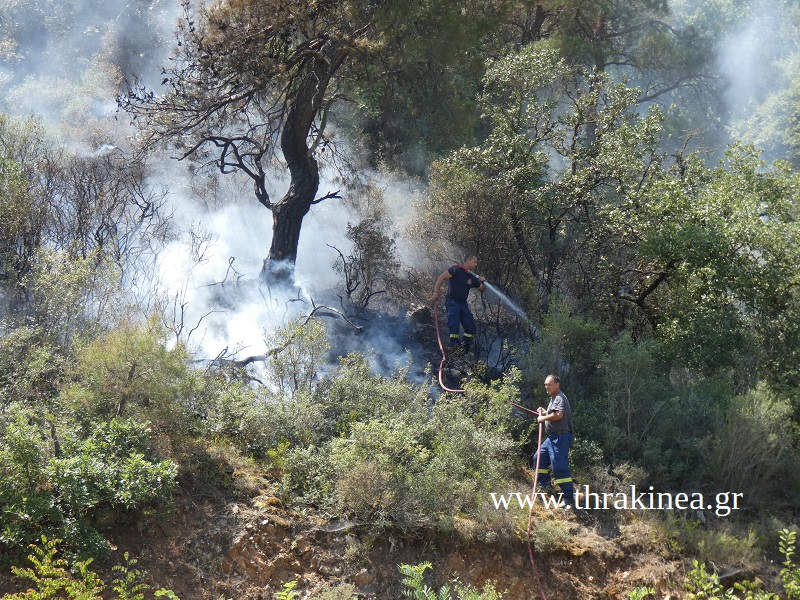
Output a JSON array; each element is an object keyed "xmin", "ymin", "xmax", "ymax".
[
  {"xmin": 264, "ymin": 318, "xmax": 330, "ymax": 397},
  {"xmin": 0, "ymin": 536, "xmax": 179, "ymax": 600},
  {"xmin": 48, "ymin": 418, "xmax": 177, "ymax": 516},
  {"xmin": 709, "ymin": 382, "xmax": 795, "ymax": 505},
  {"xmin": 282, "ymin": 443, "xmax": 336, "ymax": 506},
  {"xmin": 62, "ymin": 319, "xmax": 197, "ymax": 432},
  {"xmin": 399, "ymin": 562, "xmax": 505, "ymax": 600},
  {"xmin": 0, "ymin": 408, "xmax": 176, "ymax": 560},
  {"xmin": 312, "ymin": 352, "xmax": 429, "ymax": 438},
  {"xmin": 201, "ymin": 381, "xmax": 325, "ymax": 459},
  {"xmin": 276, "ymin": 353, "xmax": 520, "ymax": 531},
  {"xmin": 0, "ymin": 408, "xmax": 63, "ymax": 555},
  {"xmin": 0, "ymin": 327, "xmax": 64, "ymax": 407},
  {"xmin": 328, "ymin": 413, "xmax": 431, "ymax": 527},
  {"xmin": 283, "ymin": 394, "xmax": 517, "ymax": 531}
]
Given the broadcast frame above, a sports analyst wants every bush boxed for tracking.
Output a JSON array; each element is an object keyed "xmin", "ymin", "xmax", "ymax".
[
  {"xmin": 312, "ymin": 352, "xmax": 429, "ymax": 438},
  {"xmin": 709, "ymin": 382, "xmax": 795, "ymax": 505},
  {"xmin": 283, "ymin": 369, "xmax": 518, "ymax": 531},
  {"xmin": 48, "ymin": 418, "xmax": 177, "ymax": 516},
  {"xmin": 0, "ymin": 407, "xmax": 177, "ymax": 560},
  {"xmin": 62, "ymin": 318, "xmax": 198, "ymax": 432},
  {"xmin": 0, "ymin": 327, "xmax": 65, "ymax": 408},
  {"xmin": 264, "ymin": 317, "xmax": 330, "ymax": 397},
  {"xmin": 0, "ymin": 407, "xmax": 62, "ymax": 555}
]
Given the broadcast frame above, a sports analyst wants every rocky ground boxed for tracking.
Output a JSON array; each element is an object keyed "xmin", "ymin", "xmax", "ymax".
[
  {"xmin": 96, "ymin": 482, "xmax": 691, "ymax": 599},
  {"xmin": 0, "ymin": 429, "xmax": 782, "ymax": 600}
]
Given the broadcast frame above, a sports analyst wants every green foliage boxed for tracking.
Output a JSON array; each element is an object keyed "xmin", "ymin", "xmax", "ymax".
[
  {"xmin": 683, "ymin": 529, "xmax": 800, "ymax": 599},
  {"xmin": 3, "ymin": 536, "xmax": 105, "ymax": 600},
  {"xmin": 0, "ymin": 327, "xmax": 64, "ymax": 407},
  {"xmin": 323, "ymin": 392, "xmax": 515, "ymax": 529},
  {"xmin": 264, "ymin": 318, "xmax": 330, "ymax": 397},
  {"xmin": 24, "ymin": 247, "xmax": 123, "ymax": 343},
  {"xmin": 419, "ymin": 42, "xmax": 669, "ymax": 327},
  {"xmin": 326, "ymin": 411, "xmax": 433, "ymax": 527},
  {"xmin": 521, "ymin": 298, "xmax": 609, "ymax": 399},
  {"xmin": 709, "ymin": 383, "xmax": 795, "ymax": 503},
  {"xmin": 48, "ymin": 418, "xmax": 177, "ymax": 516},
  {"xmin": 63, "ymin": 319, "xmax": 197, "ymax": 429},
  {"xmin": 313, "ymin": 352, "xmax": 427, "ymax": 437},
  {"xmin": 0, "ymin": 115, "xmax": 48, "ymax": 295},
  {"xmin": 780, "ymin": 529, "xmax": 800, "ymax": 599},
  {"xmin": 278, "ymin": 353, "xmax": 517, "ymax": 531},
  {"xmin": 596, "ymin": 332, "xmax": 671, "ymax": 459},
  {"xmin": 643, "ymin": 146, "xmax": 800, "ymax": 383},
  {"xmin": 399, "ymin": 562, "xmax": 450, "ymax": 600},
  {"xmin": 398, "ymin": 562, "xmax": 504, "ymax": 600},
  {"xmin": 0, "ymin": 404, "xmax": 176, "ymax": 559},
  {"xmin": 275, "ymin": 580, "xmax": 299, "ymax": 600},
  {"xmin": 1, "ymin": 536, "xmax": 179, "ymax": 600},
  {"xmin": 628, "ymin": 587, "xmax": 655, "ymax": 600},
  {"xmin": 527, "ymin": 519, "xmax": 570, "ymax": 556},
  {"xmin": 111, "ymin": 553, "xmax": 149, "ymax": 600},
  {"xmin": 0, "ymin": 408, "xmax": 62, "ymax": 553},
  {"xmin": 685, "ymin": 559, "xmax": 726, "ymax": 598}
]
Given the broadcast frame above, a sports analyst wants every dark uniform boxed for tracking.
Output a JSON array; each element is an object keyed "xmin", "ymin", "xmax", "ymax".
[{"xmin": 445, "ymin": 264, "xmax": 482, "ymax": 349}]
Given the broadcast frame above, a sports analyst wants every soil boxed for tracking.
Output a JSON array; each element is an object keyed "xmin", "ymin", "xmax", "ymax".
[
  {"xmin": 2, "ymin": 484, "xmax": 691, "ymax": 599},
  {"xmin": 0, "ymin": 451, "xmax": 779, "ymax": 600}
]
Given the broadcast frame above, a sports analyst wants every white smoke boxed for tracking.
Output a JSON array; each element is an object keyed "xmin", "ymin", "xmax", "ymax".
[{"xmin": 1, "ymin": 0, "xmax": 441, "ymax": 379}]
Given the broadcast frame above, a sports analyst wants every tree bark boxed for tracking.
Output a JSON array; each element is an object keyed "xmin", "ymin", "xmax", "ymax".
[{"xmin": 261, "ymin": 43, "xmax": 349, "ymax": 283}]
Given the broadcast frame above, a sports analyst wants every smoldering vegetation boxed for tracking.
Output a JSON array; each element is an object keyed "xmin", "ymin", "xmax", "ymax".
[{"xmin": 2, "ymin": 1, "xmax": 800, "ymax": 597}]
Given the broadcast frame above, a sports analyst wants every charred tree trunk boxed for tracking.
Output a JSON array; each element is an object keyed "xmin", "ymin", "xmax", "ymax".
[
  {"xmin": 264, "ymin": 167, "xmax": 319, "ymax": 281},
  {"xmin": 261, "ymin": 43, "xmax": 348, "ymax": 283}
]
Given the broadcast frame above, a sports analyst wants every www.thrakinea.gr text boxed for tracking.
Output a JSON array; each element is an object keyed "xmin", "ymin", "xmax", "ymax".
[{"xmin": 490, "ymin": 486, "xmax": 743, "ymax": 517}]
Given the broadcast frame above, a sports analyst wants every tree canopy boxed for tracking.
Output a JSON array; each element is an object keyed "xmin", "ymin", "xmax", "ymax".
[{"xmin": 121, "ymin": 0, "xmax": 507, "ymax": 281}]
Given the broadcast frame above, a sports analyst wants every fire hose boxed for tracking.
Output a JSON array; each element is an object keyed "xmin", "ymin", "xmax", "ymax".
[
  {"xmin": 507, "ymin": 402, "xmax": 550, "ymax": 600},
  {"xmin": 434, "ymin": 298, "xmax": 549, "ymax": 598},
  {"xmin": 432, "ymin": 296, "xmax": 466, "ymax": 394}
]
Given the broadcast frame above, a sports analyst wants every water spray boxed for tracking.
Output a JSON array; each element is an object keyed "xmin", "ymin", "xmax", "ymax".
[{"xmin": 466, "ymin": 270, "xmax": 531, "ymax": 323}]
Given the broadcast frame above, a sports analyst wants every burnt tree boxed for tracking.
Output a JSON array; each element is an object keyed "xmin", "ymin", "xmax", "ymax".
[
  {"xmin": 120, "ymin": 0, "xmax": 505, "ymax": 282},
  {"xmin": 120, "ymin": 0, "xmax": 367, "ymax": 281}
]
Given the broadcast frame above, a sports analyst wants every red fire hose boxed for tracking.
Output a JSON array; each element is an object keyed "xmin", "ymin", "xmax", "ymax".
[
  {"xmin": 528, "ymin": 419, "xmax": 550, "ymax": 600},
  {"xmin": 434, "ymin": 298, "xmax": 549, "ymax": 598},
  {"xmin": 432, "ymin": 297, "xmax": 465, "ymax": 394}
]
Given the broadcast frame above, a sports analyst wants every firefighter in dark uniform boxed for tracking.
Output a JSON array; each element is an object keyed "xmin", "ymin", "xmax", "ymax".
[{"xmin": 432, "ymin": 255, "xmax": 485, "ymax": 351}]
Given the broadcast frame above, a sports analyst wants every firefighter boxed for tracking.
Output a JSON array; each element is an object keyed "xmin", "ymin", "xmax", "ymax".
[
  {"xmin": 432, "ymin": 255, "xmax": 486, "ymax": 352},
  {"xmin": 535, "ymin": 374, "xmax": 576, "ymax": 507}
]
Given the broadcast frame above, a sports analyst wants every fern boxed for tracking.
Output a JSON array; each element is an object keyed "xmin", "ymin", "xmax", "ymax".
[
  {"xmin": 780, "ymin": 529, "xmax": 800, "ymax": 599},
  {"xmin": 5, "ymin": 536, "xmax": 105, "ymax": 600},
  {"xmin": 110, "ymin": 552, "xmax": 151, "ymax": 600}
]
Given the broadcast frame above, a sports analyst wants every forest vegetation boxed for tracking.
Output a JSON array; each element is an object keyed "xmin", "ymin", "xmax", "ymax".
[{"xmin": 1, "ymin": 0, "xmax": 800, "ymax": 597}]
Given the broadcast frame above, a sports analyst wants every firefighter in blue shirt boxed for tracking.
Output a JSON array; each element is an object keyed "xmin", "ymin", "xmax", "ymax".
[{"xmin": 432, "ymin": 255, "xmax": 486, "ymax": 352}]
